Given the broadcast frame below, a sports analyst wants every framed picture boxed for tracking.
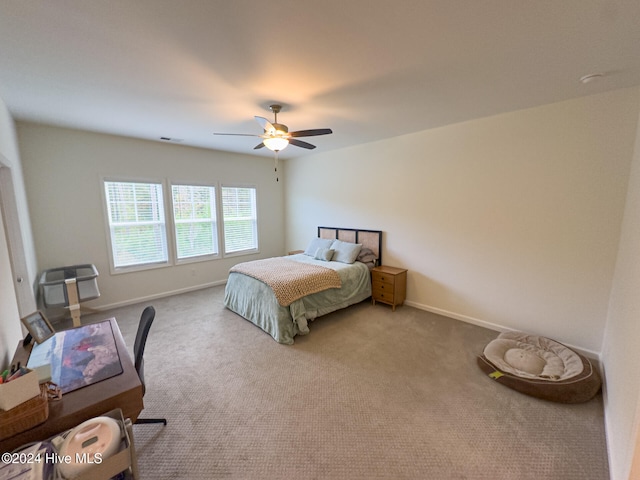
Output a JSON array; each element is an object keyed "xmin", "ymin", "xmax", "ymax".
[{"xmin": 20, "ymin": 310, "xmax": 55, "ymax": 344}]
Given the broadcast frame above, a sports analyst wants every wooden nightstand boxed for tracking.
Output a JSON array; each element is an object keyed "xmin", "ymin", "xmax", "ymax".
[
  {"xmin": 288, "ymin": 250, "xmax": 304, "ymax": 255},
  {"xmin": 371, "ymin": 265, "xmax": 407, "ymax": 311}
]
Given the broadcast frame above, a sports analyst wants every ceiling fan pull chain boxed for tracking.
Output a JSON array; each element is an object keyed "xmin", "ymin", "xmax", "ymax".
[{"xmin": 275, "ymin": 151, "xmax": 279, "ymax": 182}]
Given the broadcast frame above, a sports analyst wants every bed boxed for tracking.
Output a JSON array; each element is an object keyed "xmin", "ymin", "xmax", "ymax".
[{"xmin": 224, "ymin": 227, "xmax": 382, "ymax": 344}]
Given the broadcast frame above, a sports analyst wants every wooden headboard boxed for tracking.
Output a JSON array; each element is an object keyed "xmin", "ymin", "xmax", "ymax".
[{"xmin": 318, "ymin": 226, "xmax": 383, "ymax": 266}]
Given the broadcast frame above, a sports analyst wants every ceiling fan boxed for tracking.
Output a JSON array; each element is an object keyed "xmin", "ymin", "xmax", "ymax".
[{"xmin": 214, "ymin": 104, "xmax": 332, "ymax": 153}]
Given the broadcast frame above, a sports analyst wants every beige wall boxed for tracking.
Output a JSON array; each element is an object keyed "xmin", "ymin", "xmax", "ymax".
[
  {"xmin": 17, "ymin": 124, "xmax": 285, "ymax": 310},
  {"xmin": 285, "ymin": 87, "xmax": 640, "ymax": 355},
  {"xmin": 602, "ymin": 93, "xmax": 640, "ymax": 480},
  {"xmin": 7, "ymin": 87, "xmax": 640, "ymax": 478}
]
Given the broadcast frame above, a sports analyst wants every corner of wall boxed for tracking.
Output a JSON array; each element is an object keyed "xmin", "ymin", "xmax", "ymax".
[{"xmin": 600, "ymin": 85, "xmax": 640, "ymax": 480}]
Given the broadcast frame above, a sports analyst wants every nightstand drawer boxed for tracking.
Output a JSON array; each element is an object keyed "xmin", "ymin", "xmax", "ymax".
[
  {"xmin": 371, "ymin": 271, "xmax": 394, "ymax": 284},
  {"xmin": 372, "ymin": 280, "xmax": 394, "ymax": 294},
  {"xmin": 372, "ymin": 288, "xmax": 395, "ymax": 303}
]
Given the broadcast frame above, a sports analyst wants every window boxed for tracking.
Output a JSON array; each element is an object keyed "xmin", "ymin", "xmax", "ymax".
[
  {"xmin": 171, "ymin": 184, "xmax": 218, "ymax": 260},
  {"xmin": 222, "ymin": 186, "xmax": 258, "ymax": 254},
  {"xmin": 103, "ymin": 180, "xmax": 259, "ymax": 271},
  {"xmin": 104, "ymin": 181, "xmax": 168, "ymax": 269}
]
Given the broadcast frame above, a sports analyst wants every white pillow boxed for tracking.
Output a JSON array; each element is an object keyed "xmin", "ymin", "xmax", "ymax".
[
  {"xmin": 304, "ymin": 237, "xmax": 334, "ymax": 256},
  {"xmin": 331, "ymin": 240, "xmax": 362, "ymax": 264},
  {"xmin": 314, "ymin": 248, "xmax": 335, "ymax": 262}
]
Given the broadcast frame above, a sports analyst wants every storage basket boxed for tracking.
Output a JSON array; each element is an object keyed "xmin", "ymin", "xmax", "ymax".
[
  {"xmin": 0, "ymin": 369, "xmax": 40, "ymax": 411},
  {"xmin": 0, "ymin": 385, "xmax": 49, "ymax": 441}
]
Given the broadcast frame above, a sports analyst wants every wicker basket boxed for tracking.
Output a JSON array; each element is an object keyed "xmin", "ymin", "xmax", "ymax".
[{"xmin": 0, "ymin": 385, "xmax": 49, "ymax": 441}]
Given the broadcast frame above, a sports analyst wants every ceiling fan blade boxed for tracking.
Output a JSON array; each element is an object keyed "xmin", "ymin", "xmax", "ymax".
[
  {"xmin": 254, "ymin": 142, "xmax": 265, "ymax": 150},
  {"xmin": 255, "ymin": 116, "xmax": 275, "ymax": 134},
  {"xmin": 289, "ymin": 128, "xmax": 333, "ymax": 138},
  {"xmin": 289, "ymin": 138, "xmax": 316, "ymax": 150},
  {"xmin": 213, "ymin": 133, "xmax": 260, "ymax": 137}
]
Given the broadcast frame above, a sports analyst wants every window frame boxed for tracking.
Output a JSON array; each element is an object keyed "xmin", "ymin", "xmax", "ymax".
[
  {"xmin": 101, "ymin": 178, "xmax": 261, "ymax": 274},
  {"xmin": 220, "ymin": 184, "xmax": 259, "ymax": 258},
  {"xmin": 169, "ymin": 181, "xmax": 221, "ymax": 264},
  {"xmin": 101, "ymin": 177, "xmax": 173, "ymax": 275}
]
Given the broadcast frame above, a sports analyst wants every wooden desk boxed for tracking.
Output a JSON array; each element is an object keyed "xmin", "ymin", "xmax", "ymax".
[{"xmin": 1, "ymin": 318, "xmax": 143, "ymax": 453}]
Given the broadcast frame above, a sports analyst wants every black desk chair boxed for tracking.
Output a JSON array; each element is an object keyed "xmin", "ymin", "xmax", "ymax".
[{"xmin": 133, "ymin": 306, "xmax": 167, "ymax": 426}]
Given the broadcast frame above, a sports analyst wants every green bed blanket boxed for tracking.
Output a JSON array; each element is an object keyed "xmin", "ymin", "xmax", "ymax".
[{"xmin": 224, "ymin": 254, "xmax": 372, "ymax": 344}]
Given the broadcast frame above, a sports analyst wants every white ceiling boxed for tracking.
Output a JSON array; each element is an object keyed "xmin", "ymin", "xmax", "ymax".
[{"xmin": 1, "ymin": 1, "xmax": 639, "ymax": 159}]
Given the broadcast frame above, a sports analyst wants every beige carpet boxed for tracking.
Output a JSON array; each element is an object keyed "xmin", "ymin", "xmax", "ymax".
[{"xmin": 82, "ymin": 286, "xmax": 609, "ymax": 479}]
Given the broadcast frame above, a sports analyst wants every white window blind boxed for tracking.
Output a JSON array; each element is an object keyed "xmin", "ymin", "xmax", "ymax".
[
  {"xmin": 104, "ymin": 181, "xmax": 168, "ymax": 268},
  {"xmin": 222, "ymin": 186, "xmax": 257, "ymax": 254},
  {"xmin": 172, "ymin": 184, "xmax": 218, "ymax": 259}
]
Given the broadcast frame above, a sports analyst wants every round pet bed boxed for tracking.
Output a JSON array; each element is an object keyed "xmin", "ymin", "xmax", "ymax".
[{"xmin": 477, "ymin": 331, "xmax": 601, "ymax": 403}]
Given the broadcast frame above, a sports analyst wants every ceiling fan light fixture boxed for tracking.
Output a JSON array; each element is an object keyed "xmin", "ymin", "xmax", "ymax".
[
  {"xmin": 263, "ymin": 136, "xmax": 289, "ymax": 151},
  {"xmin": 214, "ymin": 103, "xmax": 332, "ymax": 154}
]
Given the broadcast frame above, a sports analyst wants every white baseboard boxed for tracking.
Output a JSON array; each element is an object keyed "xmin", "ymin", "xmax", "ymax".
[
  {"xmin": 84, "ymin": 286, "xmax": 601, "ymax": 359},
  {"xmin": 404, "ymin": 299, "xmax": 602, "ymax": 360},
  {"xmin": 89, "ymin": 280, "xmax": 227, "ymax": 311}
]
